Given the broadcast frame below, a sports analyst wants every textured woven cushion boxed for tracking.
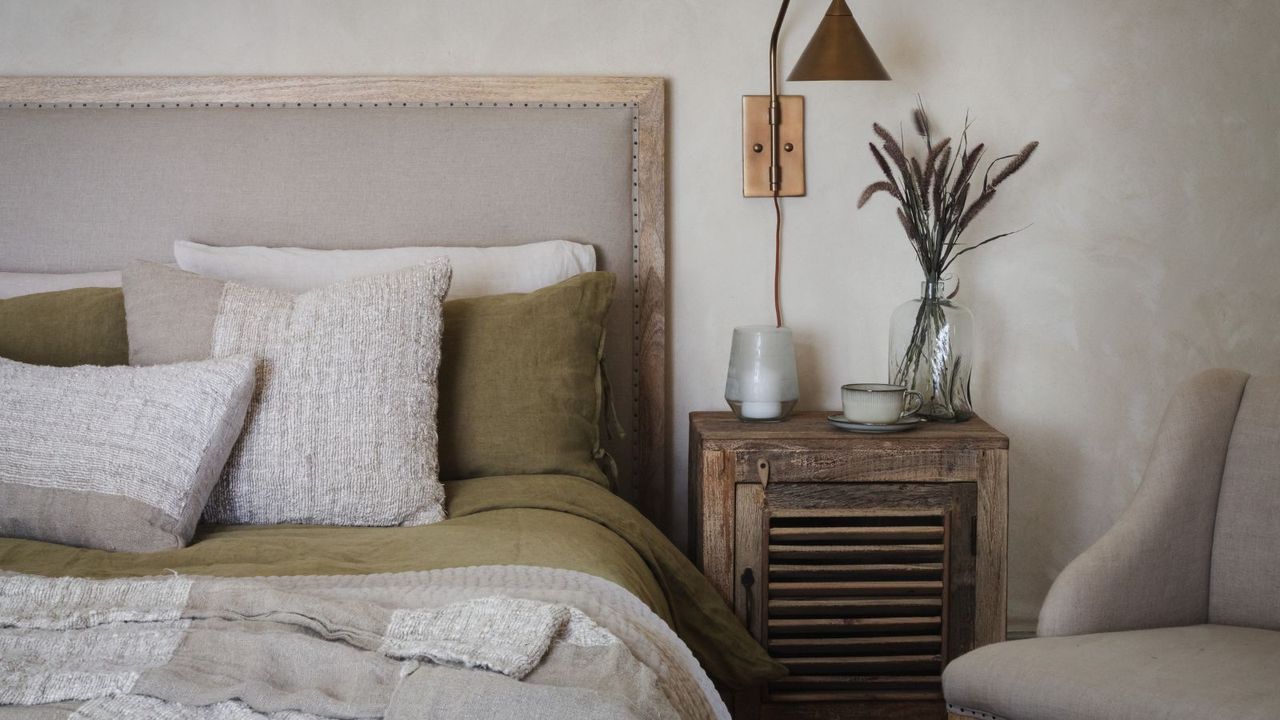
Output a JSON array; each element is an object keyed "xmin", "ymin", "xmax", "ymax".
[
  {"xmin": 0, "ymin": 287, "xmax": 128, "ymax": 367},
  {"xmin": 438, "ymin": 272, "xmax": 615, "ymax": 486},
  {"xmin": 0, "ymin": 355, "xmax": 255, "ymax": 552},
  {"xmin": 173, "ymin": 239, "xmax": 595, "ymax": 299},
  {"xmin": 124, "ymin": 260, "xmax": 452, "ymax": 526}
]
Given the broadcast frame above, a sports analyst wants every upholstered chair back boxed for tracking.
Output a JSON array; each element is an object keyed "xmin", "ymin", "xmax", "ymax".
[
  {"xmin": 1035, "ymin": 369, "xmax": 1275, "ymax": 638},
  {"xmin": 1209, "ymin": 374, "xmax": 1280, "ymax": 630}
]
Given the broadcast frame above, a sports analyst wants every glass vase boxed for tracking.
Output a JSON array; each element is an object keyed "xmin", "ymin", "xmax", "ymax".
[
  {"xmin": 725, "ymin": 325, "xmax": 799, "ymax": 422},
  {"xmin": 888, "ymin": 278, "xmax": 974, "ymax": 422}
]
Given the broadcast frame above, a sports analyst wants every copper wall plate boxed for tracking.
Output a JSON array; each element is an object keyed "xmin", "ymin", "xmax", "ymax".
[{"xmin": 742, "ymin": 95, "xmax": 805, "ymax": 198}]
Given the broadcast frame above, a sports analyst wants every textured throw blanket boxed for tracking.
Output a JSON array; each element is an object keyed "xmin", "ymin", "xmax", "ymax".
[{"xmin": 0, "ymin": 566, "xmax": 729, "ymax": 720}]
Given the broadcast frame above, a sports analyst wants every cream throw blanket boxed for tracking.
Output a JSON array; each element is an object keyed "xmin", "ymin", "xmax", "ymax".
[{"xmin": 0, "ymin": 566, "xmax": 729, "ymax": 720}]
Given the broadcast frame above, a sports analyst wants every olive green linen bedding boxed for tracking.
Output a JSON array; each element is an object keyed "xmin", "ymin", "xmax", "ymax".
[
  {"xmin": 0, "ymin": 473, "xmax": 782, "ymax": 689},
  {"xmin": 0, "ymin": 287, "xmax": 128, "ymax": 367}
]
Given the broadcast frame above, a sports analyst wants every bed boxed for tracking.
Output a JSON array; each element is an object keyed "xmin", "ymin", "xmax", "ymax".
[{"xmin": 0, "ymin": 76, "xmax": 780, "ymax": 719}]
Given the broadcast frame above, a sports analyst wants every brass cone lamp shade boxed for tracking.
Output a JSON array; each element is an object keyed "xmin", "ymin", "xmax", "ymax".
[{"xmin": 787, "ymin": 0, "xmax": 890, "ymax": 81}]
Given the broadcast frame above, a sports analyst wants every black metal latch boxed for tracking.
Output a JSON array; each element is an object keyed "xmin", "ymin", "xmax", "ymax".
[{"xmin": 740, "ymin": 567, "xmax": 756, "ymax": 628}]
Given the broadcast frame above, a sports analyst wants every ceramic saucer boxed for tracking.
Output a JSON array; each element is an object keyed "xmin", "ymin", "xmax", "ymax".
[{"xmin": 827, "ymin": 414, "xmax": 926, "ymax": 434}]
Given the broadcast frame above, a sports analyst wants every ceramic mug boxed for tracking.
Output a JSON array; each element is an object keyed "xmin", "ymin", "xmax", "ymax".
[{"xmin": 841, "ymin": 383, "xmax": 923, "ymax": 424}]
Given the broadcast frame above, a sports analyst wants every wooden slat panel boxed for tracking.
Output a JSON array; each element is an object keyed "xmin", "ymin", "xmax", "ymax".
[
  {"xmin": 764, "ymin": 482, "xmax": 964, "ymax": 514},
  {"xmin": 771, "ymin": 675, "xmax": 943, "ymax": 689},
  {"xmin": 770, "ymin": 526, "xmax": 944, "ymax": 542},
  {"xmin": 768, "ymin": 635, "xmax": 942, "ymax": 655},
  {"xmin": 782, "ymin": 655, "xmax": 940, "ymax": 673},
  {"xmin": 768, "ymin": 580, "xmax": 943, "ymax": 598},
  {"xmin": 768, "ymin": 616, "xmax": 942, "ymax": 634},
  {"xmin": 768, "ymin": 544, "xmax": 944, "ymax": 560},
  {"xmin": 764, "ymin": 503, "xmax": 952, "ymax": 718},
  {"xmin": 769, "ymin": 563, "xmax": 944, "ymax": 579},
  {"xmin": 736, "ymin": 448, "xmax": 980, "ymax": 484},
  {"xmin": 0, "ymin": 75, "xmax": 668, "ymax": 105},
  {"xmin": 770, "ymin": 508, "xmax": 946, "ymax": 520},
  {"xmin": 976, "ymin": 448, "xmax": 1009, "ymax": 647},
  {"xmin": 767, "ymin": 690, "xmax": 943, "ymax": 703},
  {"xmin": 770, "ymin": 675, "xmax": 944, "ymax": 702},
  {"xmin": 698, "ymin": 449, "xmax": 735, "ymax": 604},
  {"xmin": 735, "ymin": 482, "xmax": 766, "ymax": 638},
  {"xmin": 761, "ymin": 699, "xmax": 945, "ymax": 719},
  {"xmin": 769, "ymin": 598, "xmax": 942, "ymax": 617},
  {"xmin": 733, "ymin": 483, "xmax": 766, "ymax": 720}
]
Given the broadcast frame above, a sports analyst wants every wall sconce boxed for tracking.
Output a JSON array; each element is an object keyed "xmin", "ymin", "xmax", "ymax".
[
  {"xmin": 743, "ymin": 0, "xmax": 890, "ymax": 198},
  {"xmin": 729, "ymin": 0, "xmax": 889, "ymax": 422}
]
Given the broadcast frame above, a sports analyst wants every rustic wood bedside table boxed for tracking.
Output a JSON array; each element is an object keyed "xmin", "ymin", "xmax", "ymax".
[{"xmin": 689, "ymin": 412, "xmax": 1009, "ymax": 720}]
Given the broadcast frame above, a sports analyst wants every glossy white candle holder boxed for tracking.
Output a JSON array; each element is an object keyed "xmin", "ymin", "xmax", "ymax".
[{"xmin": 725, "ymin": 325, "xmax": 799, "ymax": 422}]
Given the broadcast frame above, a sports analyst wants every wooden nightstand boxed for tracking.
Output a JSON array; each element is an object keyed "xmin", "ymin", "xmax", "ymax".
[{"xmin": 690, "ymin": 412, "xmax": 1009, "ymax": 720}]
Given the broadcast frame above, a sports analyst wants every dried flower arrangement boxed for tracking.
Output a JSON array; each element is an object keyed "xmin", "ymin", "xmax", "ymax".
[
  {"xmin": 859, "ymin": 102, "xmax": 1039, "ymax": 281},
  {"xmin": 859, "ymin": 102, "xmax": 1039, "ymax": 421}
]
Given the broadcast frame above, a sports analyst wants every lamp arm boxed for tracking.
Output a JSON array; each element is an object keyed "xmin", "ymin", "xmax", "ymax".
[
  {"xmin": 769, "ymin": 0, "xmax": 791, "ymax": 102},
  {"xmin": 768, "ymin": 0, "xmax": 792, "ymax": 193}
]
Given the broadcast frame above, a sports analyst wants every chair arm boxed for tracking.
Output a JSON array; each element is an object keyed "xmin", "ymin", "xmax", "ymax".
[{"xmin": 1037, "ymin": 369, "xmax": 1248, "ymax": 637}]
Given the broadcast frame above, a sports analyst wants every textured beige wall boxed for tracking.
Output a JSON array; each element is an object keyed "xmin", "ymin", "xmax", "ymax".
[{"xmin": 2, "ymin": 0, "xmax": 1278, "ymax": 631}]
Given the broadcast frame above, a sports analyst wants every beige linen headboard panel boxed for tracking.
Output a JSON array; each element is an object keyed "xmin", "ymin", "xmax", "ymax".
[{"xmin": 0, "ymin": 76, "xmax": 667, "ymax": 529}]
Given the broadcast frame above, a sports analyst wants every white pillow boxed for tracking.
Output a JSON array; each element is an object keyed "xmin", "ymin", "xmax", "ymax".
[
  {"xmin": 0, "ymin": 271, "xmax": 122, "ymax": 299},
  {"xmin": 173, "ymin": 239, "xmax": 596, "ymax": 298}
]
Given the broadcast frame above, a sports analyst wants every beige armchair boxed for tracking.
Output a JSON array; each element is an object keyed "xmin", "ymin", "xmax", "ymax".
[{"xmin": 943, "ymin": 369, "xmax": 1280, "ymax": 720}]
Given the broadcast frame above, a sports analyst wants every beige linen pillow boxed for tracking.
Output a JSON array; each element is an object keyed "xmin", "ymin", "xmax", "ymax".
[
  {"xmin": 123, "ymin": 260, "xmax": 452, "ymax": 526},
  {"xmin": 0, "ymin": 355, "xmax": 255, "ymax": 552}
]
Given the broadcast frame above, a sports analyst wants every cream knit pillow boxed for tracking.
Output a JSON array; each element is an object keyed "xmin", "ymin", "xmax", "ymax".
[{"xmin": 123, "ymin": 260, "xmax": 453, "ymax": 526}]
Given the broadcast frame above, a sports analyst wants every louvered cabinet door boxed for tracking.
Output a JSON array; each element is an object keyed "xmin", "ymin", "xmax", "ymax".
[{"xmin": 735, "ymin": 482, "xmax": 977, "ymax": 720}]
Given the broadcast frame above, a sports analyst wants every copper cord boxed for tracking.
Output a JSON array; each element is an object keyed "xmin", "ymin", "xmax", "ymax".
[{"xmin": 773, "ymin": 192, "xmax": 783, "ymax": 328}]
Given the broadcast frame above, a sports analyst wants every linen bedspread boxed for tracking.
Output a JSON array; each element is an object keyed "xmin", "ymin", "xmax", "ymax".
[
  {"xmin": 0, "ymin": 566, "xmax": 721, "ymax": 718},
  {"xmin": 0, "ymin": 474, "xmax": 782, "ymax": 691}
]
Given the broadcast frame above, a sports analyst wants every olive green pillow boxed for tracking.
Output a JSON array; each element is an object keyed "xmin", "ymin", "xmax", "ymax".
[
  {"xmin": 2, "ymin": 274, "xmax": 615, "ymax": 488},
  {"xmin": 438, "ymin": 272, "xmax": 615, "ymax": 486},
  {"xmin": 0, "ymin": 287, "xmax": 128, "ymax": 367}
]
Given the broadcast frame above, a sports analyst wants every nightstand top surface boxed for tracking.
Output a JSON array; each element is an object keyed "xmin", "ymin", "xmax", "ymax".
[{"xmin": 690, "ymin": 411, "xmax": 1008, "ymax": 448}]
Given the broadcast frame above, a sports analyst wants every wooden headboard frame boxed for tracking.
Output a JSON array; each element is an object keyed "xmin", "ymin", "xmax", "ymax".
[{"xmin": 0, "ymin": 76, "xmax": 668, "ymax": 530}]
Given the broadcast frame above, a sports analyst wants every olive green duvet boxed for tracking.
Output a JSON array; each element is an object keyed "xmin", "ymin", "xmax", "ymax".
[{"xmin": 0, "ymin": 473, "xmax": 782, "ymax": 688}]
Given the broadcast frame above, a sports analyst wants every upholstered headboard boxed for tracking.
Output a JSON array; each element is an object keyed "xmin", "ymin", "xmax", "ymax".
[{"xmin": 0, "ymin": 76, "xmax": 667, "ymax": 528}]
